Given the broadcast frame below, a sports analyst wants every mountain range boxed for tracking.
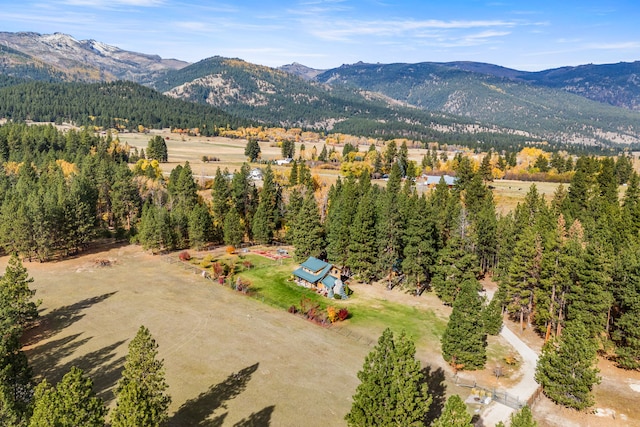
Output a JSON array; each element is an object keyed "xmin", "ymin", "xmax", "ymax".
[{"xmin": 2, "ymin": 31, "xmax": 640, "ymax": 149}]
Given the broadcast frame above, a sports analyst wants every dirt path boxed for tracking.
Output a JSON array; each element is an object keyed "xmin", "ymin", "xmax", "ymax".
[{"xmin": 480, "ymin": 325, "xmax": 540, "ymax": 425}]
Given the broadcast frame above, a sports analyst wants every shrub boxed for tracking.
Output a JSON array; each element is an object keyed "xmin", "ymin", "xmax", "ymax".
[
  {"xmin": 288, "ymin": 305, "xmax": 298, "ymax": 314},
  {"xmin": 179, "ymin": 251, "xmax": 191, "ymax": 261},
  {"xmin": 226, "ymin": 246, "xmax": 236, "ymax": 255},
  {"xmin": 200, "ymin": 254, "xmax": 214, "ymax": 268},
  {"xmin": 337, "ymin": 308, "xmax": 349, "ymax": 321},
  {"xmin": 211, "ymin": 262, "xmax": 224, "ymax": 278},
  {"xmin": 327, "ymin": 306, "xmax": 338, "ymax": 323}
]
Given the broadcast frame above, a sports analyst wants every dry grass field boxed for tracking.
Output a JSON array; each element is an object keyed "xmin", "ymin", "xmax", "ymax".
[
  {"xmin": 15, "ymin": 243, "xmax": 521, "ymax": 426},
  {"xmin": 20, "ymin": 245, "xmax": 373, "ymax": 425},
  {"xmin": 117, "ymin": 129, "xmax": 578, "ymax": 214}
]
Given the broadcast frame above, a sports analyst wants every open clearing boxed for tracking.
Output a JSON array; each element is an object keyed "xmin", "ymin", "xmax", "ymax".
[
  {"xmin": 20, "ymin": 245, "xmax": 373, "ymax": 425},
  {"xmin": 18, "ymin": 244, "xmax": 495, "ymax": 426},
  {"xmin": 17, "ymin": 243, "xmax": 522, "ymax": 426}
]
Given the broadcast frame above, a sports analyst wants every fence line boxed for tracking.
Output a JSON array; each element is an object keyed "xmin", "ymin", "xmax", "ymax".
[{"xmin": 455, "ymin": 377, "xmax": 526, "ymax": 410}]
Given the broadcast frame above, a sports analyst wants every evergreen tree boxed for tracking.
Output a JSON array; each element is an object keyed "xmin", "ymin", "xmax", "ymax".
[
  {"xmin": 474, "ymin": 197, "xmax": 498, "ymax": 274},
  {"xmin": 345, "ymin": 329, "xmax": 431, "ymax": 427},
  {"xmin": 187, "ymin": 203, "xmax": 213, "ymax": 250},
  {"xmin": 284, "ymin": 188, "xmax": 303, "ymax": 243},
  {"xmin": 612, "ymin": 243, "xmax": 640, "ymax": 369},
  {"xmin": 382, "ymin": 140, "xmax": 397, "ymax": 173},
  {"xmin": 29, "ymin": 367, "xmax": 105, "ymax": 427},
  {"xmin": 615, "ymin": 155, "xmax": 633, "ymax": 185},
  {"xmin": 223, "ymin": 207, "xmax": 245, "ymax": 247},
  {"xmin": 623, "ymin": 171, "xmax": 640, "ymax": 235},
  {"xmin": 244, "ymin": 138, "xmax": 261, "ymax": 162},
  {"xmin": 0, "ymin": 255, "xmax": 38, "ymax": 424},
  {"xmin": 111, "ymin": 164, "xmax": 141, "ymax": 232},
  {"xmin": 441, "ymin": 279, "xmax": 487, "ymax": 370},
  {"xmin": 508, "ymin": 406, "xmax": 538, "ymax": 427},
  {"xmin": 0, "ymin": 254, "xmax": 39, "ymax": 328},
  {"xmin": 533, "ymin": 154, "xmax": 550, "ymax": 172},
  {"xmin": 146, "ymin": 136, "xmax": 167, "ymax": 162},
  {"xmin": 397, "ymin": 141, "xmax": 409, "ymax": 177},
  {"xmin": 501, "ymin": 226, "xmax": 542, "ymax": 331},
  {"xmin": 431, "ymin": 209, "xmax": 480, "ymax": 305},
  {"xmin": 535, "ymin": 321, "xmax": 600, "ymax": 410},
  {"xmin": 376, "ymin": 163, "xmax": 404, "ymax": 287},
  {"xmin": 479, "ymin": 152, "xmax": 493, "ymax": 181},
  {"xmin": 281, "ymin": 139, "xmax": 295, "ymax": 159},
  {"xmin": 597, "ymin": 157, "xmax": 618, "ymax": 206},
  {"xmin": 567, "ymin": 244, "xmax": 613, "ymax": 339},
  {"xmin": 318, "ymin": 145, "xmax": 328, "ymax": 162},
  {"xmin": 211, "ymin": 167, "xmax": 231, "ymax": 232},
  {"xmin": 170, "ymin": 162, "xmax": 198, "ymax": 210},
  {"xmin": 138, "ymin": 204, "xmax": 174, "ymax": 254},
  {"xmin": 288, "ymin": 160, "xmax": 298, "ymax": 186},
  {"xmin": 111, "ymin": 326, "xmax": 171, "ymax": 427},
  {"xmin": 347, "ymin": 187, "xmax": 378, "ymax": 283},
  {"xmin": 482, "ymin": 296, "xmax": 503, "ymax": 335},
  {"xmin": 325, "ymin": 177, "xmax": 358, "ymax": 270},
  {"xmin": 291, "ymin": 192, "xmax": 325, "ymax": 262},
  {"xmin": 432, "ymin": 394, "xmax": 473, "ymax": 427},
  {"xmin": 402, "ymin": 195, "xmax": 438, "ymax": 293},
  {"xmin": 453, "ymin": 156, "xmax": 474, "ymax": 193},
  {"xmin": 252, "ymin": 165, "xmax": 279, "ymax": 244}
]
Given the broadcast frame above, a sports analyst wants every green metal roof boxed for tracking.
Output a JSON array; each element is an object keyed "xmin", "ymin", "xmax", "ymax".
[
  {"xmin": 300, "ymin": 256, "xmax": 330, "ymax": 273},
  {"xmin": 293, "ymin": 257, "xmax": 335, "ymax": 286}
]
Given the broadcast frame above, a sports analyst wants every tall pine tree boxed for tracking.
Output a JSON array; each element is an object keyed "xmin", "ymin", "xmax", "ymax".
[
  {"xmin": 111, "ymin": 326, "xmax": 171, "ymax": 427},
  {"xmin": 535, "ymin": 321, "xmax": 600, "ymax": 410},
  {"xmin": 345, "ymin": 329, "xmax": 431, "ymax": 427},
  {"xmin": 441, "ymin": 279, "xmax": 487, "ymax": 370}
]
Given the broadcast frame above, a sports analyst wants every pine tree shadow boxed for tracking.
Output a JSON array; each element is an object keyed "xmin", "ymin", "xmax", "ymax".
[
  {"xmin": 56, "ymin": 339, "xmax": 126, "ymax": 405},
  {"xmin": 23, "ymin": 292, "xmax": 117, "ymax": 346},
  {"xmin": 422, "ymin": 365, "xmax": 447, "ymax": 425},
  {"xmin": 233, "ymin": 405, "xmax": 275, "ymax": 427},
  {"xmin": 168, "ymin": 363, "xmax": 260, "ymax": 427},
  {"xmin": 26, "ymin": 333, "xmax": 92, "ymax": 378},
  {"xmin": 26, "ymin": 333, "xmax": 126, "ymax": 406}
]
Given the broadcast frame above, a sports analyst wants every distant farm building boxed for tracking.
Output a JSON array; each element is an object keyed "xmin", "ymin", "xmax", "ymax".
[
  {"xmin": 293, "ymin": 257, "xmax": 348, "ymax": 299},
  {"xmin": 276, "ymin": 158, "xmax": 293, "ymax": 166},
  {"xmin": 422, "ymin": 174, "xmax": 457, "ymax": 188}
]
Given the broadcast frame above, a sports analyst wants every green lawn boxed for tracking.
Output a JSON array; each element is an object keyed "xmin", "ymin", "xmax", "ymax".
[
  {"xmin": 347, "ymin": 299, "xmax": 447, "ymax": 347},
  {"xmin": 237, "ymin": 255, "xmax": 331, "ymax": 311},
  {"xmin": 234, "ymin": 254, "xmax": 447, "ymax": 348}
]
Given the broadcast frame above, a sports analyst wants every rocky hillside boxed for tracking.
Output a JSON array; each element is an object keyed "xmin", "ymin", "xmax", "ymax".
[
  {"xmin": 313, "ymin": 61, "xmax": 640, "ymax": 146},
  {"xmin": 0, "ymin": 32, "xmax": 188, "ymax": 83}
]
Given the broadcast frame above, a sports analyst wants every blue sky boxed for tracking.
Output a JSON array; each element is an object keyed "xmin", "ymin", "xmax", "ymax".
[{"xmin": 1, "ymin": 0, "xmax": 639, "ymax": 70}]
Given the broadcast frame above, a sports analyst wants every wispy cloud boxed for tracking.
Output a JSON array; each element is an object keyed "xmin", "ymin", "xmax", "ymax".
[
  {"xmin": 308, "ymin": 18, "xmax": 520, "ymax": 41},
  {"xmin": 173, "ymin": 19, "xmax": 284, "ymax": 33},
  {"xmin": 63, "ymin": 0, "xmax": 164, "ymax": 6}
]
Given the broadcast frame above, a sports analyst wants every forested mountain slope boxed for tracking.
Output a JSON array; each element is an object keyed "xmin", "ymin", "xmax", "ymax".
[
  {"xmin": 153, "ymin": 56, "xmax": 537, "ymax": 146},
  {"xmin": 314, "ymin": 61, "xmax": 640, "ymax": 146},
  {"xmin": 0, "ymin": 80, "xmax": 247, "ymax": 132}
]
